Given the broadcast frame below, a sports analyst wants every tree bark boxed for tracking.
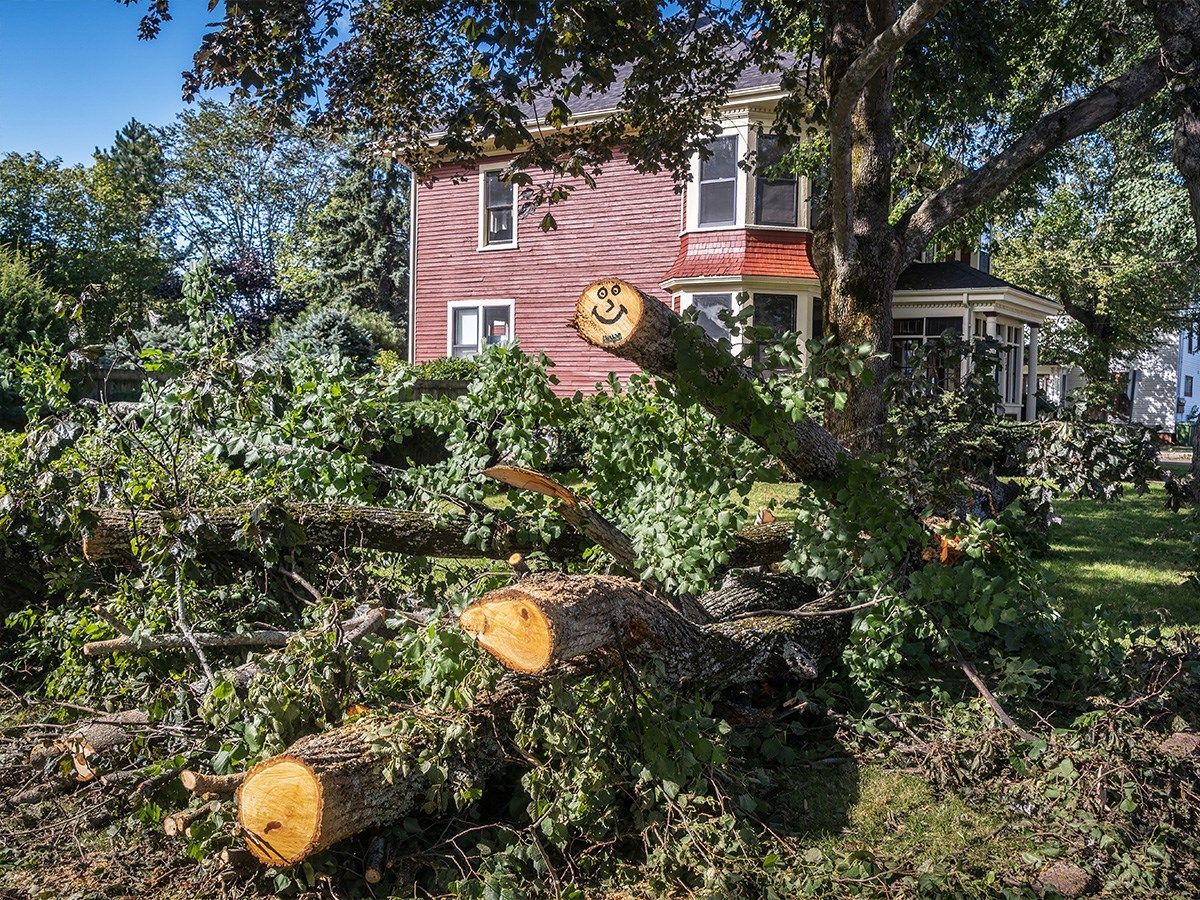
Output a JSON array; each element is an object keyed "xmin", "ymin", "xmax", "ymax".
[
  {"xmin": 572, "ymin": 278, "xmax": 848, "ymax": 483},
  {"xmin": 1154, "ymin": 0, "xmax": 1200, "ymax": 243},
  {"xmin": 236, "ymin": 689, "xmax": 520, "ymax": 866},
  {"xmin": 459, "ymin": 572, "xmax": 846, "ymax": 684},
  {"xmin": 82, "ymin": 504, "xmax": 588, "ymax": 564}
]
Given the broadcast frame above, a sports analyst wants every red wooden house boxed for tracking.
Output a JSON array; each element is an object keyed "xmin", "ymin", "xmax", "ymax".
[{"xmin": 407, "ymin": 69, "xmax": 1058, "ymax": 414}]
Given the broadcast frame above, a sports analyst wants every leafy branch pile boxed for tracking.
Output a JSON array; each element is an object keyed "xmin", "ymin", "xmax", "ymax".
[{"xmin": 0, "ymin": 277, "xmax": 1196, "ymax": 898}]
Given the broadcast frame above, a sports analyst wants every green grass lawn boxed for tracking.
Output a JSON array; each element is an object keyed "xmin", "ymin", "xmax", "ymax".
[
  {"xmin": 743, "ymin": 476, "xmax": 1200, "ymax": 625},
  {"xmin": 1042, "ymin": 483, "xmax": 1199, "ymax": 625}
]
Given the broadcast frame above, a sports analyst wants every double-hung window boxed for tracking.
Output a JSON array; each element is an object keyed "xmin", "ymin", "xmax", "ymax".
[
  {"xmin": 891, "ymin": 316, "xmax": 963, "ymax": 386},
  {"xmin": 698, "ymin": 136, "xmax": 738, "ymax": 227},
  {"xmin": 754, "ymin": 134, "xmax": 798, "ymax": 227},
  {"xmin": 451, "ymin": 302, "xmax": 513, "ymax": 357},
  {"xmin": 1187, "ymin": 375, "xmax": 1194, "ymax": 398},
  {"xmin": 482, "ymin": 170, "xmax": 516, "ymax": 247}
]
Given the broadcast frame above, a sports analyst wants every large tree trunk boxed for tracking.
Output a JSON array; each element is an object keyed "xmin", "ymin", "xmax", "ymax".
[
  {"xmin": 813, "ymin": 0, "xmax": 904, "ymax": 452},
  {"xmin": 1154, "ymin": 0, "xmax": 1200, "ymax": 241}
]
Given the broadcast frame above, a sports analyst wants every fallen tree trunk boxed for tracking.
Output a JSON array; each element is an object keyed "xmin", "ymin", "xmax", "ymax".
[
  {"xmin": 460, "ymin": 572, "xmax": 845, "ymax": 684},
  {"xmin": 82, "ymin": 504, "xmax": 590, "ymax": 564},
  {"xmin": 82, "ymin": 502, "xmax": 794, "ymax": 572},
  {"xmin": 237, "ymin": 688, "xmax": 521, "ymax": 866},
  {"xmin": 573, "ymin": 278, "xmax": 848, "ymax": 484}
]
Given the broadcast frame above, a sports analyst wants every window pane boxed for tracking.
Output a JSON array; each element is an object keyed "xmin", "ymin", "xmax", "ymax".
[
  {"xmin": 699, "ymin": 136, "xmax": 736, "ymax": 181},
  {"xmin": 485, "ymin": 171, "xmax": 510, "ymax": 207},
  {"xmin": 757, "ymin": 134, "xmax": 786, "ymax": 169},
  {"xmin": 699, "ymin": 180, "xmax": 736, "ymax": 226},
  {"xmin": 894, "ymin": 318, "xmax": 924, "ymax": 336},
  {"xmin": 482, "ymin": 305, "xmax": 511, "ymax": 347},
  {"xmin": 754, "ymin": 134, "xmax": 798, "ymax": 227},
  {"xmin": 754, "ymin": 294, "xmax": 797, "ymax": 364},
  {"xmin": 692, "ymin": 293, "xmax": 733, "ymax": 342},
  {"xmin": 811, "ymin": 297, "xmax": 824, "ymax": 341},
  {"xmin": 925, "ymin": 316, "xmax": 962, "ymax": 336},
  {"xmin": 452, "ymin": 307, "xmax": 479, "ymax": 357},
  {"xmin": 484, "ymin": 171, "xmax": 515, "ymax": 244},
  {"xmin": 756, "ymin": 180, "xmax": 797, "ymax": 226}
]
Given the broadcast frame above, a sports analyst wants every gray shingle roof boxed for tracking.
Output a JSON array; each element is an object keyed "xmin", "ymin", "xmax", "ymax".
[
  {"xmin": 520, "ymin": 50, "xmax": 799, "ymax": 121},
  {"xmin": 896, "ymin": 261, "xmax": 1047, "ymax": 300}
]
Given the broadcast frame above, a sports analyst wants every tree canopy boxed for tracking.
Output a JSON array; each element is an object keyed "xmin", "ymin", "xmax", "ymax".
[{"xmin": 128, "ymin": 0, "xmax": 1200, "ymax": 444}]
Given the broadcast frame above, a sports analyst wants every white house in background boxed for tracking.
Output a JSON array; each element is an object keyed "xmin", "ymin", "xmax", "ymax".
[
  {"xmin": 1034, "ymin": 325, "xmax": 1200, "ymax": 438},
  {"xmin": 1132, "ymin": 327, "xmax": 1200, "ymax": 434}
]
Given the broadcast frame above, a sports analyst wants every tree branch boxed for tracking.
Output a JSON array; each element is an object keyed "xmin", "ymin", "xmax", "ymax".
[
  {"xmin": 899, "ymin": 53, "xmax": 1167, "ymax": 261},
  {"xmin": 828, "ymin": 0, "xmax": 951, "ymax": 254}
]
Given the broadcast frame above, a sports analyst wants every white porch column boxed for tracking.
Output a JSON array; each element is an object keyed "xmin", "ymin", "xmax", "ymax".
[{"xmin": 1025, "ymin": 324, "xmax": 1040, "ymax": 421}]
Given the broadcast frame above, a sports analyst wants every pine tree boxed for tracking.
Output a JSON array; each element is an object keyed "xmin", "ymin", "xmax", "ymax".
[{"xmin": 305, "ymin": 143, "xmax": 409, "ymax": 324}]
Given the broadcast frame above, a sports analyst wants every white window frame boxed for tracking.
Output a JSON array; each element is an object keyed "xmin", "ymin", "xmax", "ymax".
[
  {"xmin": 447, "ymin": 299, "xmax": 516, "ymax": 357},
  {"xmin": 677, "ymin": 285, "xmax": 821, "ymax": 365},
  {"xmin": 478, "ymin": 162, "xmax": 518, "ymax": 251},
  {"xmin": 685, "ymin": 124, "xmax": 810, "ymax": 234}
]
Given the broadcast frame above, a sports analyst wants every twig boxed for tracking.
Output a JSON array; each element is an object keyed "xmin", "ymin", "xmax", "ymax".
[
  {"xmin": 175, "ymin": 566, "xmax": 216, "ymax": 690},
  {"xmin": 947, "ymin": 639, "xmax": 1035, "ymax": 741}
]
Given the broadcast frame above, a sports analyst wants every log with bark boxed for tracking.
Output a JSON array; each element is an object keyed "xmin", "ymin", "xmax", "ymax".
[
  {"xmin": 82, "ymin": 502, "xmax": 794, "ymax": 571},
  {"xmin": 236, "ymin": 687, "xmax": 520, "ymax": 866},
  {"xmin": 459, "ymin": 571, "xmax": 846, "ymax": 684},
  {"xmin": 81, "ymin": 504, "xmax": 589, "ymax": 564}
]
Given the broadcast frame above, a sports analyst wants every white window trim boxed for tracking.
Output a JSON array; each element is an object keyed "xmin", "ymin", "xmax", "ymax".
[
  {"xmin": 684, "ymin": 124, "xmax": 811, "ymax": 234},
  {"xmin": 478, "ymin": 161, "xmax": 518, "ymax": 251},
  {"xmin": 446, "ymin": 298, "xmax": 516, "ymax": 357},
  {"xmin": 678, "ymin": 287, "xmax": 821, "ymax": 365}
]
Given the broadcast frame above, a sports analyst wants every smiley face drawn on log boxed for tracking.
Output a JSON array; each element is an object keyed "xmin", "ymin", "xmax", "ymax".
[{"xmin": 589, "ymin": 283, "xmax": 627, "ymax": 326}]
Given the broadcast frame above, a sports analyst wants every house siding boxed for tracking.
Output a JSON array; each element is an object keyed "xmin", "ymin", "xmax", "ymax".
[
  {"xmin": 1130, "ymin": 334, "xmax": 1180, "ymax": 433},
  {"xmin": 412, "ymin": 152, "xmax": 683, "ymax": 395}
]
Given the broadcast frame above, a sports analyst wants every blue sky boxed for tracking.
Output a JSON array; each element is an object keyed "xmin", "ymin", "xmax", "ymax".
[{"xmin": 0, "ymin": 0, "xmax": 216, "ymax": 165}]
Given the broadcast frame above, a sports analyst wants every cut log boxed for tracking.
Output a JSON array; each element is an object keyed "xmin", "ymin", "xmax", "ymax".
[
  {"xmin": 460, "ymin": 572, "xmax": 846, "ymax": 684},
  {"xmin": 364, "ymin": 833, "xmax": 388, "ymax": 883},
  {"xmin": 81, "ymin": 504, "xmax": 588, "ymax": 564},
  {"xmin": 181, "ymin": 769, "xmax": 245, "ymax": 798},
  {"xmin": 573, "ymin": 279, "xmax": 848, "ymax": 484},
  {"xmin": 237, "ymin": 690, "xmax": 520, "ymax": 866}
]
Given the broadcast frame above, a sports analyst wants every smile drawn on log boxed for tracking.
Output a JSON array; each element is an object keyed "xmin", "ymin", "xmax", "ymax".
[{"xmin": 590, "ymin": 283, "xmax": 627, "ymax": 326}]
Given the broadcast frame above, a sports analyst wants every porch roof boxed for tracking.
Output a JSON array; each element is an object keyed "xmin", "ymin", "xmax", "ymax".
[{"xmin": 895, "ymin": 261, "xmax": 1050, "ymax": 302}]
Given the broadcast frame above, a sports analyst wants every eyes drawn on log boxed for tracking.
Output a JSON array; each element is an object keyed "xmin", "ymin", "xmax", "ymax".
[{"xmin": 590, "ymin": 283, "xmax": 628, "ymax": 327}]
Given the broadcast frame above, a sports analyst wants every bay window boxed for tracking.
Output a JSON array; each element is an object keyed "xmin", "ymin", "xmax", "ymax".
[
  {"xmin": 698, "ymin": 136, "xmax": 738, "ymax": 227},
  {"xmin": 450, "ymin": 301, "xmax": 513, "ymax": 357}
]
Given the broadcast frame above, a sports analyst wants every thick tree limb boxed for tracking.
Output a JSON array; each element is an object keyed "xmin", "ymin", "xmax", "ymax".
[
  {"xmin": 82, "ymin": 504, "xmax": 589, "ymax": 564},
  {"xmin": 573, "ymin": 279, "xmax": 848, "ymax": 484},
  {"xmin": 460, "ymin": 572, "xmax": 846, "ymax": 685},
  {"xmin": 900, "ymin": 54, "xmax": 1167, "ymax": 261},
  {"xmin": 1154, "ymin": 0, "xmax": 1200, "ymax": 242},
  {"xmin": 237, "ymin": 686, "xmax": 522, "ymax": 866},
  {"xmin": 828, "ymin": 0, "xmax": 950, "ymax": 254}
]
